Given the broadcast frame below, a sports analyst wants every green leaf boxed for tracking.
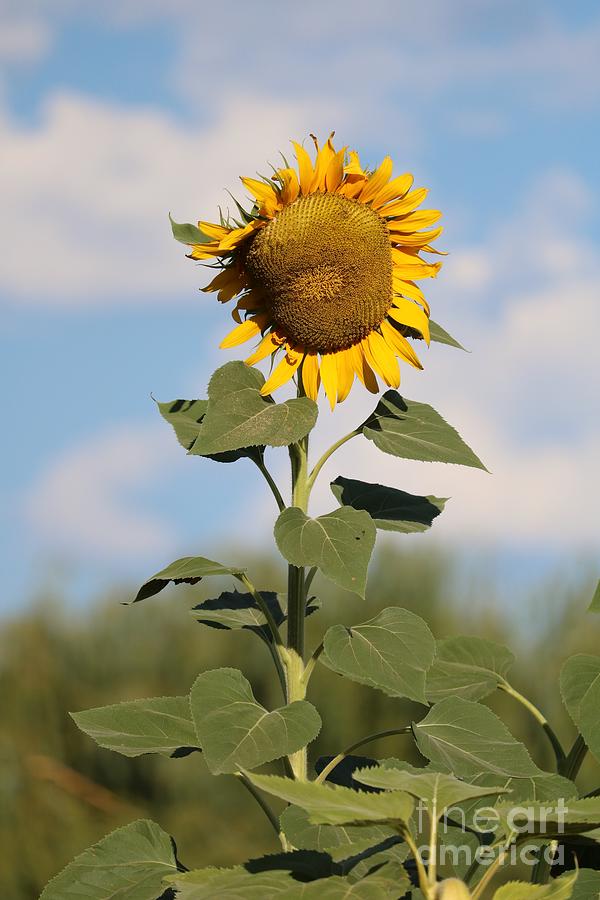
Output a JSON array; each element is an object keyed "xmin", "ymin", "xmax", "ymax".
[
  {"xmin": 429, "ymin": 320, "xmax": 466, "ymax": 351},
  {"xmin": 167, "ymin": 868, "xmax": 298, "ymax": 899},
  {"xmin": 413, "ymin": 697, "xmax": 545, "ymax": 779},
  {"xmin": 156, "ymin": 398, "xmax": 208, "ymax": 449},
  {"xmin": 244, "ymin": 771, "xmax": 414, "ymax": 827},
  {"xmin": 491, "ymin": 871, "xmax": 578, "ymax": 899},
  {"xmin": 279, "ymin": 806, "xmax": 397, "ymax": 863},
  {"xmin": 426, "ymin": 635, "xmax": 515, "ymax": 702},
  {"xmin": 193, "ymin": 362, "xmax": 317, "ymax": 454},
  {"xmin": 361, "ymin": 391, "xmax": 487, "ymax": 470},
  {"xmin": 353, "ymin": 767, "xmax": 508, "ymax": 818},
  {"xmin": 170, "ymin": 213, "xmax": 211, "ymax": 245},
  {"xmin": 561, "ymin": 654, "xmax": 600, "ymax": 765},
  {"xmin": 190, "ymin": 668, "xmax": 321, "ymax": 774},
  {"xmin": 321, "ymin": 607, "xmax": 435, "ymax": 703},
  {"xmin": 570, "ymin": 869, "xmax": 600, "ymax": 899},
  {"xmin": 274, "ymin": 506, "xmax": 376, "ymax": 598},
  {"xmin": 192, "ymin": 590, "xmax": 319, "ymax": 643},
  {"xmin": 71, "ymin": 695, "xmax": 197, "ymax": 757},
  {"xmin": 330, "ymin": 476, "xmax": 446, "ymax": 534},
  {"xmin": 133, "ymin": 555, "xmax": 245, "ymax": 603},
  {"xmin": 40, "ymin": 819, "xmax": 177, "ymax": 900},
  {"xmin": 495, "ymin": 796, "xmax": 600, "ymax": 836},
  {"xmin": 588, "ymin": 579, "xmax": 600, "ymax": 613}
]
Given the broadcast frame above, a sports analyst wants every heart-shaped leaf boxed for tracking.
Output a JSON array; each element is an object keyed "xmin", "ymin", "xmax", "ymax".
[
  {"xmin": 133, "ymin": 555, "xmax": 245, "ymax": 603},
  {"xmin": 274, "ymin": 506, "xmax": 376, "ymax": 597},
  {"xmin": 193, "ymin": 362, "xmax": 317, "ymax": 454},
  {"xmin": 192, "ymin": 590, "xmax": 320, "ymax": 644},
  {"xmin": 40, "ymin": 819, "xmax": 178, "ymax": 900},
  {"xmin": 361, "ymin": 391, "xmax": 487, "ymax": 470},
  {"xmin": 560, "ymin": 654, "xmax": 600, "ymax": 765},
  {"xmin": 491, "ymin": 871, "xmax": 578, "ymax": 899},
  {"xmin": 426, "ymin": 635, "xmax": 515, "ymax": 703},
  {"xmin": 279, "ymin": 806, "xmax": 398, "ymax": 864},
  {"xmin": 71, "ymin": 695, "xmax": 197, "ymax": 757},
  {"xmin": 190, "ymin": 668, "xmax": 321, "ymax": 774},
  {"xmin": 321, "ymin": 607, "xmax": 435, "ymax": 703},
  {"xmin": 330, "ymin": 476, "xmax": 446, "ymax": 533},
  {"xmin": 413, "ymin": 697, "xmax": 545, "ymax": 779},
  {"xmin": 157, "ymin": 396, "xmax": 262, "ymax": 463}
]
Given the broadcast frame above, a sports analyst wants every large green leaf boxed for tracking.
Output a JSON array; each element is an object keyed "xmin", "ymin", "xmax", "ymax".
[
  {"xmin": 245, "ymin": 772, "xmax": 414, "ymax": 827},
  {"xmin": 71, "ymin": 695, "xmax": 197, "ymax": 757},
  {"xmin": 190, "ymin": 668, "xmax": 321, "ymax": 774},
  {"xmin": 330, "ymin": 476, "xmax": 446, "ymax": 534},
  {"xmin": 495, "ymin": 796, "xmax": 600, "ymax": 837},
  {"xmin": 279, "ymin": 806, "xmax": 398, "ymax": 863},
  {"xmin": 361, "ymin": 391, "xmax": 487, "ymax": 470},
  {"xmin": 413, "ymin": 697, "xmax": 544, "ymax": 779},
  {"xmin": 588, "ymin": 579, "xmax": 600, "ymax": 613},
  {"xmin": 40, "ymin": 819, "xmax": 178, "ymax": 900},
  {"xmin": 570, "ymin": 869, "xmax": 600, "ymax": 899},
  {"xmin": 429, "ymin": 320, "xmax": 466, "ymax": 351},
  {"xmin": 275, "ymin": 506, "xmax": 376, "ymax": 598},
  {"xmin": 560, "ymin": 654, "xmax": 600, "ymax": 725},
  {"xmin": 426, "ymin": 635, "xmax": 515, "ymax": 702},
  {"xmin": 192, "ymin": 590, "xmax": 319, "ymax": 644},
  {"xmin": 156, "ymin": 398, "xmax": 208, "ymax": 449},
  {"xmin": 170, "ymin": 213, "xmax": 212, "ymax": 245},
  {"xmin": 354, "ymin": 766, "xmax": 507, "ymax": 819},
  {"xmin": 133, "ymin": 555, "xmax": 245, "ymax": 603},
  {"xmin": 193, "ymin": 362, "xmax": 317, "ymax": 454},
  {"xmin": 321, "ymin": 607, "xmax": 435, "ymax": 703},
  {"xmin": 491, "ymin": 871, "xmax": 578, "ymax": 899}
]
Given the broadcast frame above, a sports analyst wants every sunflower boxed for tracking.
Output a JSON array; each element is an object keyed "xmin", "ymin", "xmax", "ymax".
[{"xmin": 184, "ymin": 134, "xmax": 443, "ymax": 408}]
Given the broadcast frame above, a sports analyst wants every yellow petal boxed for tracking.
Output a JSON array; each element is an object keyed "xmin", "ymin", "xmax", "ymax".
[
  {"xmin": 335, "ymin": 349, "xmax": 355, "ymax": 402},
  {"xmin": 319, "ymin": 353, "xmax": 339, "ymax": 410},
  {"xmin": 239, "ymin": 178, "xmax": 279, "ymax": 217},
  {"xmin": 220, "ymin": 314, "xmax": 267, "ymax": 349},
  {"xmin": 381, "ymin": 187, "xmax": 428, "ymax": 218},
  {"xmin": 311, "ymin": 135, "xmax": 336, "ymax": 192},
  {"xmin": 381, "ymin": 318, "xmax": 423, "ymax": 368},
  {"xmin": 387, "ymin": 210, "xmax": 442, "ymax": 232},
  {"xmin": 349, "ymin": 343, "xmax": 379, "ymax": 393},
  {"xmin": 293, "ymin": 141, "xmax": 315, "ymax": 195},
  {"xmin": 363, "ymin": 331, "xmax": 400, "ymax": 388},
  {"xmin": 202, "ymin": 266, "xmax": 245, "ymax": 302},
  {"xmin": 371, "ymin": 173, "xmax": 414, "ymax": 209},
  {"xmin": 245, "ymin": 330, "xmax": 284, "ymax": 365},
  {"xmin": 358, "ymin": 156, "xmax": 393, "ymax": 204},
  {"xmin": 392, "ymin": 248, "xmax": 442, "ymax": 280},
  {"xmin": 189, "ymin": 242, "xmax": 220, "ymax": 260},
  {"xmin": 198, "ymin": 220, "xmax": 230, "ymax": 240},
  {"xmin": 218, "ymin": 221, "xmax": 259, "ymax": 251},
  {"xmin": 390, "ymin": 226, "xmax": 444, "ymax": 247},
  {"xmin": 278, "ymin": 167, "xmax": 300, "ymax": 205},
  {"xmin": 389, "ymin": 298, "xmax": 430, "ymax": 344},
  {"xmin": 392, "ymin": 275, "xmax": 430, "ymax": 312},
  {"xmin": 260, "ymin": 347, "xmax": 302, "ymax": 396},
  {"xmin": 301, "ymin": 351, "xmax": 320, "ymax": 400},
  {"xmin": 343, "ymin": 150, "xmax": 366, "ymax": 178},
  {"xmin": 325, "ymin": 147, "xmax": 346, "ymax": 193}
]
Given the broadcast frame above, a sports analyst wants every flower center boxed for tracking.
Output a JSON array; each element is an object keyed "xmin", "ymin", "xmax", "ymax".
[{"xmin": 243, "ymin": 192, "xmax": 393, "ymax": 353}]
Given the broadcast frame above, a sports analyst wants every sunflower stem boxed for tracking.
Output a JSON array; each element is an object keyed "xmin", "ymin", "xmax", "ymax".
[{"xmin": 285, "ymin": 403, "xmax": 310, "ymax": 780}]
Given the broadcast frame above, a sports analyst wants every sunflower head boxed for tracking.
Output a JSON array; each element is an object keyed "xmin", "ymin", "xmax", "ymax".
[{"xmin": 183, "ymin": 134, "xmax": 444, "ymax": 408}]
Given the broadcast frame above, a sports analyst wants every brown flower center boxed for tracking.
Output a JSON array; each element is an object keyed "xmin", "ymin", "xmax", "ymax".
[{"xmin": 243, "ymin": 192, "xmax": 393, "ymax": 352}]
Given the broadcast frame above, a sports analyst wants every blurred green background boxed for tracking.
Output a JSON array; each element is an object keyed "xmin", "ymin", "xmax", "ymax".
[{"xmin": 1, "ymin": 545, "xmax": 598, "ymax": 899}]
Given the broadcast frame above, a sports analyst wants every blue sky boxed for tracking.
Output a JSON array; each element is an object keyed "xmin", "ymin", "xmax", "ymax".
[{"xmin": 1, "ymin": 0, "xmax": 599, "ymax": 613}]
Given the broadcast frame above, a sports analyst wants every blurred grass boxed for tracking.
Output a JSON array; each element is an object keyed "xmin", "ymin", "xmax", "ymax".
[{"xmin": 1, "ymin": 545, "xmax": 598, "ymax": 899}]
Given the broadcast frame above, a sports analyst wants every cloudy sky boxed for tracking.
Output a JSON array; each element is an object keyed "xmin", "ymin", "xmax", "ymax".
[{"xmin": 2, "ymin": 0, "xmax": 599, "ymax": 612}]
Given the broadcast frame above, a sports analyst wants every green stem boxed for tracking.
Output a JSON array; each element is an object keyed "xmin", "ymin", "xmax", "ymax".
[
  {"xmin": 306, "ymin": 430, "xmax": 359, "ymax": 496},
  {"xmin": 236, "ymin": 771, "xmax": 286, "ymax": 848},
  {"xmin": 314, "ymin": 727, "xmax": 412, "ymax": 785},
  {"xmin": 563, "ymin": 733, "xmax": 588, "ymax": 780},
  {"xmin": 253, "ymin": 456, "xmax": 286, "ymax": 512},
  {"xmin": 304, "ymin": 566, "xmax": 318, "ymax": 598},
  {"xmin": 301, "ymin": 641, "xmax": 324, "ymax": 687},
  {"xmin": 400, "ymin": 827, "xmax": 430, "ymax": 897},
  {"xmin": 499, "ymin": 681, "xmax": 566, "ymax": 767}
]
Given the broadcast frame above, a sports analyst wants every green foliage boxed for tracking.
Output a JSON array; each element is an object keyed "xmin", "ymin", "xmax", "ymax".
[
  {"xmin": 169, "ymin": 214, "xmax": 211, "ymax": 245},
  {"xmin": 275, "ymin": 506, "xmax": 376, "ymax": 597},
  {"xmin": 560, "ymin": 653, "xmax": 600, "ymax": 763},
  {"xmin": 71, "ymin": 696, "xmax": 197, "ymax": 758},
  {"xmin": 192, "ymin": 362, "xmax": 318, "ymax": 454},
  {"xmin": 133, "ymin": 555, "xmax": 245, "ymax": 602},
  {"xmin": 588, "ymin": 579, "xmax": 600, "ymax": 613},
  {"xmin": 330, "ymin": 476, "xmax": 446, "ymax": 533},
  {"xmin": 190, "ymin": 668, "xmax": 321, "ymax": 774},
  {"xmin": 426, "ymin": 634, "xmax": 515, "ymax": 702},
  {"xmin": 413, "ymin": 697, "xmax": 545, "ymax": 778},
  {"xmin": 321, "ymin": 607, "xmax": 435, "ymax": 703},
  {"xmin": 491, "ymin": 871, "xmax": 578, "ymax": 899},
  {"xmin": 361, "ymin": 390, "xmax": 487, "ymax": 470},
  {"xmin": 428, "ymin": 320, "xmax": 467, "ymax": 350},
  {"xmin": 279, "ymin": 806, "xmax": 397, "ymax": 862},
  {"xmin": 39, "ymin": 819, "xmax": 178, "ymax": 900}
]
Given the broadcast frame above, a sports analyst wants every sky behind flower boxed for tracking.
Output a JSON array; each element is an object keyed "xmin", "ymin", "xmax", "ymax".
[{"xmin": 2, "ymin": 1, "xmax": 599, "ymax": 612}]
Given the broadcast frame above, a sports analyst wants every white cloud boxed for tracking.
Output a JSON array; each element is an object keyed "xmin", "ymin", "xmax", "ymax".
[
  {"xmin": 0, "ymin": 91, "xmax": 335, "ymax": 305},
  {"xmin": 23, "ymin": 425, "xmax": 181, "ymax": 559},
  {"xmin": 0, "ymin": 16, "xmax": 51, "ymax": 64}
]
